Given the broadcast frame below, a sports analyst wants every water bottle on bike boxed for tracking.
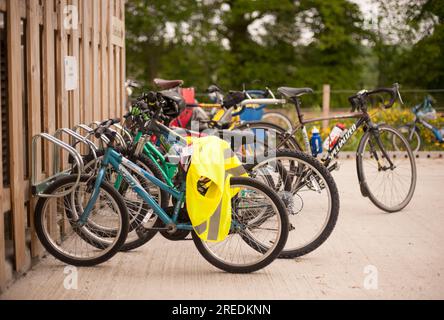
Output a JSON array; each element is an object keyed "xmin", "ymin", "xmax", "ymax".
[
  {"xmin": 322, "ymin": 123, "xmax": 347, "ymax": 155},
  {"xmin": 310, "ymin": 127, "xmax": 322, "ymax": 157}
]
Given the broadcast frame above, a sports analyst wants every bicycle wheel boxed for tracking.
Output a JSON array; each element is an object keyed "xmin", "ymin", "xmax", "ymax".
[
  {"xmin": 34, "ymin": 175, "xmax": 129, "ymax": 266},
  {"xmin": 263, "ymin": 111, "xmax": 293, "ymax": 132},
  {"xmin": 80, "ymin": 151, "xmax": 169, "ymax": 251},
  {"xmin": 246, "ymin": 149, "xmax": 340, "ymax": 258},
  {"xmin": 357, "ymin": 124, "xmax": 417, "ymax": 212},
  {"xmin": 192, "ymin": 177, "xmax": 289, "ymax": 273},
  {"xmin": 235, "ymin": 121, "xmax": 301, "ymax": 152},
  {"xmin": 396, "ymin": 125, "xmax": 421, "ymax": 152}
]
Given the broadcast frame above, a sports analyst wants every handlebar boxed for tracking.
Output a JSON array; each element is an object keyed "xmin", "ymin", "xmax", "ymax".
[
  {"xmin": 94, "ymin": 118, "xmax": 121, "ymax": 140},
  {"xmin": 348, "ymin": 83, "xmax": 403, "ymax": 112}
]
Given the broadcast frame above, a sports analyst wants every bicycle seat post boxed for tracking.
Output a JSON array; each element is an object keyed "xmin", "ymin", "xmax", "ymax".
[{"xmin": 292, "ymin": 97, "xmax": 305, "ymax": 124}]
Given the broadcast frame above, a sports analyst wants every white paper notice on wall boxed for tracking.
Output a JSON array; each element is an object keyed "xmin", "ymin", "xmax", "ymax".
[
  {"xmin": 64, "ymin": 56, "xmax": 78, "ymax": 91},
  {"xmin": 111, "ymin": 17, "xmax": 125, "ymax": 48}
]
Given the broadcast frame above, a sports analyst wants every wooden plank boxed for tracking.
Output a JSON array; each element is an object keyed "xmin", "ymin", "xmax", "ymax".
[
  {"xmin": 7, "ymin": 0, "xmax": 26, "ymax": 273},
  {"xmin": 0, "ymin": 0, "xmax": 5, "ymax": 289},
  {"xmin": 56, "ymin": 0, "xmax": 69, "ymax": 168},
  {"xmin": 114, "ymin": 0, "xmax": 119, "ymax": 117},
  {"xmin": 322, "ymin": 84, "xmax": 331, "ymax": 129},
  {"xmin": 120, "ymin": 0, "xmax": 126, "ymax": 117},
  {"xmin": 2, "ymin": 183, "xmax": 32, "ymax": 213},
  {"xmin": 42, "ymin": 0, "xmax": 57, "ymax": 239},
  {"xmin": 69, "ymin": 0, "xmax": 80, "ymax": 128},
  {"xmin": 100, "ymin": 0, "xmax": 109, "ymax": 120},
  {"xmin": 0, "ymin": 0, "xmax": 27, "ymax": 19},
  {"xmin": 115, "ymin": 46, "xmax": 120, "ymax": 117},
  {"xmin": 26, "ymin": 0, "xmax": 43, "ymax": 258},
  {"xmin": 81, "ymin": 0, "xmax": 92, "ymax": 125},
  {"xmin": 92, "ymin": 0, "xmax": 100, "ymax": 122},
  {"xmin": 0, "ymin": 207, "xmax": 4, "ymax": 290},
  {"xmin": 108, "ymin": 0, "xmax": 115, "ymax": 117},
  {"xmin": 43, "ymin": 0, "xmax": 56, "ymax": 163}
]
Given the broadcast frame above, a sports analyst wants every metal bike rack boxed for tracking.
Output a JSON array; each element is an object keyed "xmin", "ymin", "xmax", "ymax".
[
  {"xmin": 31, "ymin": 133, "xmax": 84, "ymax": 198},
  {"xmin": 73, "ymin": 123, "xmax": 110, "ymax": 148},
  {"xmin": 53, "ymin": 128, "xmax": 99, "ymax": 173},
  {"xmin": 111, "ymin": 123, "xmax": 133, "ymax": 144}
]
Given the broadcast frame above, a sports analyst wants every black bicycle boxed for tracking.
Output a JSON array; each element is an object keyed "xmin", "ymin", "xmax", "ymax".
[{"xmin": 236, "ymin": 84, "xmax": 417, "ymax": 213}]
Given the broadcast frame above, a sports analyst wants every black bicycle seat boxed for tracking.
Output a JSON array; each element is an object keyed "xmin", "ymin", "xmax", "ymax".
[{"xmin": 278, "ymin": 87, "xmax": 313, "ymax": 98}]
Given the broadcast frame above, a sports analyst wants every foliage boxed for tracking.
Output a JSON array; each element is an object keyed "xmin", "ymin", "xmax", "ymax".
[
  {"xmin": 291, "ymin": 107, "xmax": 444, "ymax": 151},
  {"xmin": 125, "ymin": 0, "xmax": 444, "ymax": 111}
]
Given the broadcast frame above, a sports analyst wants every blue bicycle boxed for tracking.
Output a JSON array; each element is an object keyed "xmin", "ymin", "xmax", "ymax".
[
  {"xmin": 34, "ymin": 113, "xmax": 289, "ymax": 273},
  {"xmin": 397, "ymin": 96, "xmax": 444, "ymax": 152}
]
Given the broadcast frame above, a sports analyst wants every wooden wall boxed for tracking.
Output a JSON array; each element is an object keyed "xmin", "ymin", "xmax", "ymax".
[{"xmin": 0, "ymin": 0, "xmax": 126, "ymax": 291}]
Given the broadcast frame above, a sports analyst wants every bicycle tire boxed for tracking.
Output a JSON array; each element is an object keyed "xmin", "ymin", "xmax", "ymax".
[
  {"xmin": 247, "ymin": 149, "xmax": 340, "ymax": 258},
  {"xmin": 80, "ymin": 151, "xmax": 170, "ymax": 251},
  {"xmin": 34, "ymin": 175, "xmax": 129, "ymax": 266},
  {"xmin": 192, "ymin": 177, "xmax": 289, "ymax": 273},
  {"xmin": 357, "ymin": 124, "xmax": 417, "ymax": 212},
  {"xmin": 235, "ymin": 121, "xmax": 302, "ymax": 151},
  {"xmin": 263, "ymin": 111, "xmax": 293, "ymax": 131},
  {"xmin": 396, "ymin": 125, "xmax": 421, "ymax": 153}
]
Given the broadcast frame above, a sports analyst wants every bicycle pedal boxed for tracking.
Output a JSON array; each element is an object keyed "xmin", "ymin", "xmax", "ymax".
[{"xmin": 328, "ymin": 161, "xmax": 340, "ymax": 172}]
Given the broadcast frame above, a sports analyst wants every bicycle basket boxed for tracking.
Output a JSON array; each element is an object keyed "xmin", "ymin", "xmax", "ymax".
[{"xmin": 417, "ymin": 107, "xmax": 437, "ymax": 120}]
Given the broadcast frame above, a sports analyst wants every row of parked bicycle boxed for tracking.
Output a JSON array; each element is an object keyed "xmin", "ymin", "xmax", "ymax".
[{"xmin": 30, "ymin": 80, "xmax": 417, "ymax": 273}]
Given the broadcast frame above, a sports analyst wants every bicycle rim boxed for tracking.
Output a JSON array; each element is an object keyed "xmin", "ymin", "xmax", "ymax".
[{"xmin": 359, "ymin": 125, "xmax": 416, "ymax": 212}]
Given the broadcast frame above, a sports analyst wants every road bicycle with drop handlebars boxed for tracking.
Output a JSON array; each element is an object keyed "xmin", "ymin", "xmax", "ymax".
[{"xmin": 236, "ymin": 84, "xmax": 417, "ymax": 213}]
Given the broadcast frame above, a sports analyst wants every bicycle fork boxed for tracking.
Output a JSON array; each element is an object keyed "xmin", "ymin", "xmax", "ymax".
[{"xmin": 368, "ymin": 129, "xmax": 395, "ymax": 171}]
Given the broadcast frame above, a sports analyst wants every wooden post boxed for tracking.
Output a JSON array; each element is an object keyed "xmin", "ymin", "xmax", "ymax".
[
  {"xmin": 322, "ymin": 84, "xmax": 331, "ymax": 129},
  {"xmin": 57, "ymin": 0, "xmax": 69, "ymax": 167},
  {"xmin": 27, "ymin": 0, "xmax": 43, "ymax": 258},
  {"xmin": 108, "ymin": 0, "xmax": 115, "ymax": 117},
  {"xmin": 100, "ymin": 0, "xmax": 109, "ymax": 120},
  {"xmin": 43, "ymin": 0, "xmax": 58, "ymax": 239},
  {"xmin": 120, "ymin": 0, "xmax": 126, "ymax": 117},
  {"xmin": 0, "ymin": 30, "xmax": 5, "ymax": 289},
  {"xmin": 92, "ymin": 0, "xmax": 100, "ymax": 122},
  {"xmin": 7, "ymin": 0, "xmax": 26, "ymax": 272},
  {"xmin": 81, "ymin": 0, "xmax": 91, "ymax": 125},
  {"xmin": 69, "ymin": 0, "xmax": 80, "ymax": 128}
]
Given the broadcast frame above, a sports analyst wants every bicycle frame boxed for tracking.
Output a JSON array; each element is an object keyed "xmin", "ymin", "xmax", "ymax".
[
  {"xmin": 80, "ymin": 146, "xmax": 193, "ymax": 231},
  {"xmin": 411, "ymin": 115, "xmax": 442, "ymax": 142},
  {"xmin": 280, "ymin": 110, "xmax": 395, "ymax": 168},
  {"xmin": 132, "ymin": 131, "xmax": 177, "ymax": 187}
]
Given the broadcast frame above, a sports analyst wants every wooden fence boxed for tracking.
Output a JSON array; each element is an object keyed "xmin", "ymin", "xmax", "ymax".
[{"xmin": 0, "ymin": 0, "xmax": 126, "ymax": 292}]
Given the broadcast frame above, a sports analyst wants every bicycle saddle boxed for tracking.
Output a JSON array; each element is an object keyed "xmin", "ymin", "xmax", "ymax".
[
  {"xmin": 153, "ymin": 78, "xmax": 184, "ymax": 90},
  {"xmin": 278, "ymin": 87, "xmax": 313, "ymax": 98}
]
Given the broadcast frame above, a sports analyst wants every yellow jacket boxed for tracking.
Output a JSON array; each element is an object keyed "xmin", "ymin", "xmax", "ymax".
[{"xmin": 186, "ymin": 136, "xmax": 247, "ymax": 242}]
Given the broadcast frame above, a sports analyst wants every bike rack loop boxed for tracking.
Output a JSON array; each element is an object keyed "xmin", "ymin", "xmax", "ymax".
[
  {"xmin": 31, "ymin": 133, "xmax": 84, "ymax": 198},
  {"xmin": 111, "ymin": 123, "xmax": 133, "ymax": 143},
  {"xmin": 73, "ymin": 123, "xmax": 110, "ymax": 147},
  {"xmin": 53, "ymin": 128, "xmax": 99, "ymax": 174}
]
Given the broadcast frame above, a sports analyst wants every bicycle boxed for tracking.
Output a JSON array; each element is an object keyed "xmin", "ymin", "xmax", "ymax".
[
  {"xmin": 396, "ymin": 96, "xmax": 444, "ymax": 152},
  {"xmin": 37, "ymin": 109, "xmax": 290, "ymax": 272},
  {"xmin": 236, "ymin": 84, "xmax": 417, "ymax": 213},
  {"xmin": 76, "ymin": 90, "xmax": 340, "ymax": 259},
  {"xmin": 125, "ymin": 94, "xmax": 340, "ymax": 259},
  {"xmin": 205, "ymin": 85, "xmax": 292, "ymax": 131}
]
